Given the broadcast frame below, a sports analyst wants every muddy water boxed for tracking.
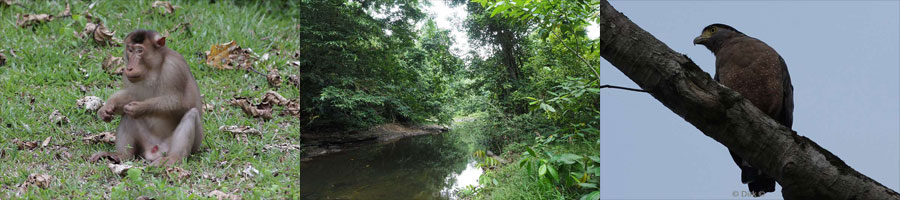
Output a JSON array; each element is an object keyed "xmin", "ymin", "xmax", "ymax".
[{"xmin": 300, "ymin": 129, "xmax": 482, "ymax": 199}]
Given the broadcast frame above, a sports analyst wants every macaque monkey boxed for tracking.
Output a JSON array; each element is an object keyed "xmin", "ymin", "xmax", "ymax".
[{"xmin": 98, "ymin": 30, "xmax": 203, "ymax": 166}]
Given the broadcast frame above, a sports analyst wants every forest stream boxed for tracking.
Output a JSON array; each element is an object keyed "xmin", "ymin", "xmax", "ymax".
[{"xmin": 300, "ymin": 121, "xmax": 483, "ymax": 199}]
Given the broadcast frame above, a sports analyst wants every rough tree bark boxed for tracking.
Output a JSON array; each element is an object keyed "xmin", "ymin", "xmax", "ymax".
[{"xmin": 597, "ymin": 1, "xmax": 899, "ymax": 199}]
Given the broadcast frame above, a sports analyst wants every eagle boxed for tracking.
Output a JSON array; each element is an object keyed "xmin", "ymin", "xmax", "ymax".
[{"xmin": 693, "ymin": 24, "xmax": 794, "ymax": 197}]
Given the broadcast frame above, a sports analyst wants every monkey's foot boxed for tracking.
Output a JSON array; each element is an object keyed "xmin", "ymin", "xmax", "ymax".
[{"xmin": 149, "ymin": 156, "xmax": 182, "ymax": 166}]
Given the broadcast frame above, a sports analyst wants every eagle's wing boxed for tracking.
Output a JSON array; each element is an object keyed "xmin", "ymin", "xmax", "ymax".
[{"xmin": 778, "ymin": 56, "xmax": 794, "ymax": 128}]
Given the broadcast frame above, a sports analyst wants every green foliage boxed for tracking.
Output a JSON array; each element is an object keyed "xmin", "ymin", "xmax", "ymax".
[
  {"xmin": 471, "ymin": 111, "xmax": 555, "ymax": 151},
  {"xmin": 474, "ymin": 157, "xmax": 565, "ymax": 199},
  {"xmin": 457, "ymin": 0, "xmax": 533, "ymax": 115},
  {"xmin": 473, "ymin": 150, "xmax": 502, "ymax": 168},
  {"xmin": 455, "ymin": 1, "xmax": 606, "ymax": 199},
  {"xmin": 284, "ymin": 0, "xmax": 458, "ymax": 130},
  {"xmin": 457, "ymin": 185, "xmax": 479, "ymax": 198},
  {"xmin": 517, "ymin": 146, "xmax": 601, "ymax": 200},
  {"xmin": 473, "ymin": 0, "xmax": 599, "ymax": 40}
]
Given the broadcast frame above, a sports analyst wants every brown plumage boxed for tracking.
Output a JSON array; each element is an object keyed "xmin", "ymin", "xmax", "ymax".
[{"xmin": 693, "ymin": 23, "xmax": 794, "ymax": 197}]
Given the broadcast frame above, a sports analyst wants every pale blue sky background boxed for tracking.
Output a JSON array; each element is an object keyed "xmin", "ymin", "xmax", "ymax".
[{"xmin": 599, "ymin": 1, "xmax": 900, "ymax": 199}]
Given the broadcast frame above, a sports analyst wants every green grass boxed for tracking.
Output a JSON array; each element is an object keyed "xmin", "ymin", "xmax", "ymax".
[{"xmin": 1, "ymin": 1, "xmax": 303, "ymax": 198}]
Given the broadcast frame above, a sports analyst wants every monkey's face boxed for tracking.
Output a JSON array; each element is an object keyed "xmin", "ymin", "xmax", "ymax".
[{"xmin": 124, "ymin": 43, "xmax": 149, "ymax": 82}]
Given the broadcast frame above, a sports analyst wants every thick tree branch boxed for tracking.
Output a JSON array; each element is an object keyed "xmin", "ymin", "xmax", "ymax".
[{"xmin": 597, "ymin": 0, "xmax": 899, "ymax": 199}]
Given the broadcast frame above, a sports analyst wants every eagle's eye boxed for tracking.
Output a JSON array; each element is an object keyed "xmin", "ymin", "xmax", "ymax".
[{"xmin": 710, "ymin": 27, "xmax": 717, "ymax": 33}]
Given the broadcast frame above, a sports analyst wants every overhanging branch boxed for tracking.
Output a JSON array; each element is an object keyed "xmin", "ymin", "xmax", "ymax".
[
  {"xmin": 599, "ymin": 84, "xmax": 646, "ymax": 93},
  {"xmin": 597, "ymin": 0, "xmax": 899, "ymax": 199}
]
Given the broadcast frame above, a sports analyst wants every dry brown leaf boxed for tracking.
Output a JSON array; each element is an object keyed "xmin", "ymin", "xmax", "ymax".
[
  {"xmin": 261, "ymin": 91, "xmax": 290, "ymax": 106},
  {"xmin": 282, "ymin": 100, "xmax": 300, "ymax": 117},
  {"xmin": 101, "ymin": 56, "xmax": 125, "ymax": 75},
  {"xmin": 208, "ymin": 190, "xmax": 242, "ymax": 200},
  {"xmin": 83, "ymin": 131, "xmax": 116, "ymax": 144},
  {"xmin": 0, "ymin": 52, "xmax": 6, "ymax": 67},
  {"xmin": 55, "ymin": 150, "xmax": 72, "ymax": 161},
  {"xmin": 58, "ymin": 3, "xmax": 71, "ymax": 18},
  {"xmin": 41, "ymin": 136, "xmax": 51, "ymax": 148},
  {"xmin": 108, "ymin": 163, "xmax": 141, "ymax": 176},
  {"xmin": 151, "ymin": 1, "xmax": 179, "ymax": 15},
  {"xmin": 136, "ymin": 196, "xmax": 155, "ymax": 200},
  {"xmin": 259, "ymin": 91, "xmax": 300, "ymax": 117},
  {"xmin": 165, "ymin": 167, "xmax": 191, "ymax": 179},
  {"xmin": 230, "ymin": 48, "xmax": 256, "ymax": 70},
  {"xmin": 76, "ymin": 96, "xmax": 104, "ymax": 111},
  {"xmin": 49, "ymin": 110, "xmax": 69, "ymax": 125},
  {"xmin": 242, "ymin": 165, "xmax": 259, "ymax": 177},
  {"xmin": 203, "ymin": 103, "xmax": 215, "ymax": 113},
  {"xmin": 263, "ymin": 143, "xmax": 302, "ymax": 152},
  {"xmin": 205, "ymin": 41, "xmax": 257, "ymax": 70},
  {"xmin": 83, "ymin": 22, "xmax": 121, "ymax": 46},
  {"xmin": 21, "ymin": 173, "xmax": 52, "ymax": 189},
  {"xmin": 12, "ymin": 139, "xmax": 38, "ymax": 150},
  {"xmin": 266, "ymin": 68, "xmax": 281, "ymax": 88},
  {"xmin": 16, "ymin": 14, "xmax": 53, "ymax": 28},
  {"xmin": 219, "ymin": 125, "xmax": 261, "ymax": 135},
  {"xmin": 82, "ymin": 11, "xmax": 96, "ymax": 23},
  {"xmin": 88, "ymin": 152, "xmax": 120, "ymax": 163},
  {"xmin": 206, "ymin": 40, "xmax": 237, "ymax": 69},
  {"xmin": 114, "ymin": 65, "xmax": 125, "ymax": 74},
  {"xmin": 287, "ymin": 74, "xmax": 300, "ymax": 87},
  {"xmin": 230, "ymin": 91, "xmax": 299, "ymax": 118},
  {"xmin": 228, "ymin": 98, "xmax": 273, "ymax": 119},
  {"xmin": 1, "ymin": 0, "xmax": 17, "ymax": 7}
]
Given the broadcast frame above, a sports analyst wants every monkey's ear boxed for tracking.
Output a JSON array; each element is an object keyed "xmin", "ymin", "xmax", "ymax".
[{"xmin": 155, "ymin": 37, "xmax": 167, "ymax": 47}]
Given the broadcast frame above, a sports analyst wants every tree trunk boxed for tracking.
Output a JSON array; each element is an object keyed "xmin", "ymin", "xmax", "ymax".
[{"xmin": 597, "ymin": 0, "xmax": 899, "ymax": 199}]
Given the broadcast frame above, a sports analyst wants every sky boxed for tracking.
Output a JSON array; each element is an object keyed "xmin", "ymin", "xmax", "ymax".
[
  {"xmin": 423, "ymin": 1, "xmax": 472, "ymax": 57},
  {"xmin": 600, "ymin": 1, "xmax": 900, "ymax": 199}
]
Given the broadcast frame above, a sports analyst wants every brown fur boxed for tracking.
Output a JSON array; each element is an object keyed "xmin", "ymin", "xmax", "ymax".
[
  {"xmin": 98, "ymin": 29, "xmax": 203, "ymax": 166},
  {"xmin": 695, "ymin": 24, "xmax": 794, "ymax": 196}
]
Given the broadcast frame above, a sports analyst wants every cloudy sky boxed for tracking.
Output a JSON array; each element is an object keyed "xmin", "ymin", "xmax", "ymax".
[{"xmin": 599, "ymin": 1, "xmax": 899, "ymax": 199}]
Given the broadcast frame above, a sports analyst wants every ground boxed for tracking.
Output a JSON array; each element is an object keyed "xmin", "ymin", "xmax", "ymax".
[{"xmin": 1, "ymin": 1, "xmax": 304, "ymax": 198}]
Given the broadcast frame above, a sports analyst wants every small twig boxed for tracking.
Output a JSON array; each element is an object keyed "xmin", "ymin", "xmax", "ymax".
[
  {"xmin": 599, "ymin": 84, "xmax": 647, "ymax": 93},
  {"xmin": 553, "ymin": 31, "xmax": 600, "ymax": 81},
  {"xmin": 246, "ymin": 66, "xmax": 266, "ymax": 76}
]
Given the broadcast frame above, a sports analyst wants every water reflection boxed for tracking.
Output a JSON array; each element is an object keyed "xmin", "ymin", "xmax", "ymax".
[
  {"xmin": 440, "ymin": 161, "xmax": 483, "ymax": 199},
  {"xmin": 300, "ymin": 132, "xmax": 482, "ymax": 199}
]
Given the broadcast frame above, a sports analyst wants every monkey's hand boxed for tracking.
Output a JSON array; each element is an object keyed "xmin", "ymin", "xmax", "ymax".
[
  {"xmin": 124, "ymin": 101, "xmax": 146, "ymax": 117},
  {"xmin": 98, "ymin": 104, "xmax": 116, "ymax": 122}
]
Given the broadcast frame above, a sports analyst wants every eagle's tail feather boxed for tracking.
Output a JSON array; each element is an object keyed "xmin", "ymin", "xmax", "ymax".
[
  {"xmin": 730, "ymin": 150, "xmax": 777, "ymax": 197},
  {"xmin": 740, "ymin": 168, "xmax": 756, "ymax": 184},
  {"xmin": 748, "ymin": 175, "xmax": 776, "ymax": 197}
]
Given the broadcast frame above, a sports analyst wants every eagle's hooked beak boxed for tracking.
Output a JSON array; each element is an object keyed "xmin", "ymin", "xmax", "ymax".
[{"xmin": 693, "ymin": 36, "xmax": 706, "ymax": 45}]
